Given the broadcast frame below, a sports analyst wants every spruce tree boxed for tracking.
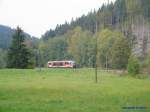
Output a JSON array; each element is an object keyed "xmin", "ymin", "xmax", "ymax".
[{"xmin": 7, "ymin": 27, "xmax": 32, "ymax": 68}]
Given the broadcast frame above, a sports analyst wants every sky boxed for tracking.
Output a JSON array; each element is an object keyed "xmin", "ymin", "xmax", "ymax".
[{"xmin": 0, "ymin": 0, "xmax": 115, "ymax": 37}]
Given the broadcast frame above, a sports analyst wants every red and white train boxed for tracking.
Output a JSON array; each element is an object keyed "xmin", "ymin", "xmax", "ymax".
[{"xmin": 47, "ymin": 60, "xmax": 76, "ymax": 68}]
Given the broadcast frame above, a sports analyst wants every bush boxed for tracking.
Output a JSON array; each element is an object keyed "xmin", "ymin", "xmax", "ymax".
[
  {"xmin": 127, "ymin": 56, "xmax": 140, "ymax": 76},
  {"xmin": 145, "ymin": 53, "xmax": 150, "ymax": 73}
]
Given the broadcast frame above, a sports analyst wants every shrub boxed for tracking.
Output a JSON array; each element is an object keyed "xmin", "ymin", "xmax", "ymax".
[
  {"xmin": 127, "ymin": 56, "xmax": 140, "ymax": 76},
  {"xmin": 145, "ymin": 53, "xmax": 150, "ymax": 73}
]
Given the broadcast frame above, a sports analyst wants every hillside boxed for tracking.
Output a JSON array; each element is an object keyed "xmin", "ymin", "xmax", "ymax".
[
  {"xmin": 0, "ymin": 25, "xmax": 34, "ymax": 49},
  {"xmin": 42, "ymin": 0, "xmax": 150, "ymax": 58},
  {"xmin": 0, "ymin": 25, "xmax": 15, "ymax": 49}
]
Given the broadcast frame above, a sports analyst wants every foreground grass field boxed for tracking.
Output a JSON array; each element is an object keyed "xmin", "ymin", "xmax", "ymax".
[{"xmin": 0, "ymin": 69, "xmax": 150, "ymax": 112}]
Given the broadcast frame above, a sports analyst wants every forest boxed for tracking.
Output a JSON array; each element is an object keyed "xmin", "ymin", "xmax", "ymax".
[{"xmin": 0, "ymin": 0, "xmax": 150, "ymax": 74}]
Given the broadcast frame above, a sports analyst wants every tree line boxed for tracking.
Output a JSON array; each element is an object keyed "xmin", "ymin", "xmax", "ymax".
[
  {"xmin": 42, "ymin": 0, "xmax": 150, "ymax": 40},
  {"xmin": 40, "ymin": 27, "xmax": 131, "ymax": 70},
  {"xmin": 39, "ymin": 0, "xmax": 150, "ymax": 74}
]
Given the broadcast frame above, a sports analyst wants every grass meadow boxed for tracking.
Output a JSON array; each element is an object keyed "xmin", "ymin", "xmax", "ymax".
[{"xmin": 0, "ymin": 68, "xmax": 150, "ymax": 112}]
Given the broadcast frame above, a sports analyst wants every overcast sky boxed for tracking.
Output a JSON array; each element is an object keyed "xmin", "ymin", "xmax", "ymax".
[{"xmin": 0, "ymin": 0, "xmax": 115, "ymax": 37}]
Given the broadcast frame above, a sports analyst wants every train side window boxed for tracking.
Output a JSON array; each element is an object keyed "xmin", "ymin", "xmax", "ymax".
[
  {"xmin": 59, "ymin": 62, "xmax": 63, "ymax": 66},
  {"xmin": 53, "ymin": 63, "xmax": 57, "ymax": 66}
]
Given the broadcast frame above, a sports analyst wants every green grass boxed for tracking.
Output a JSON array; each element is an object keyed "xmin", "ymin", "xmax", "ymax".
[{"xmin": 0, "ymin": 68, "xmax": 150, "ymax": 112}]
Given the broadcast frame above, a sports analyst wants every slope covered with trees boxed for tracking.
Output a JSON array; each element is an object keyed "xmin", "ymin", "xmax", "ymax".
[
  {"xmin": 0, "ymin": 25, "xmax": 38, "ymax": 49},
  {"xmin": 0, "ymin": 25, "xmax": 15, "ymax": 49},
  {"xmin": 42, "ymin": 0, "xmax": 150, "ymax": 40},
  {"xmin": 42, "ymin": 0, "xmax": 150, "ymax": 56},
  {"xmin": 40, "ymin": 0, "xmax": 150, "ymax": 72},
  {"xmin": 0, "ymin": 25, "xmax": 39, "ymax": 68}
]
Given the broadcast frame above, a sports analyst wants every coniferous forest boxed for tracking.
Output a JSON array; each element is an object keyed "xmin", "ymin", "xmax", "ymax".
[{"xmin": 0, "ymin": 0, "xmax": 150, "ymax": 73}]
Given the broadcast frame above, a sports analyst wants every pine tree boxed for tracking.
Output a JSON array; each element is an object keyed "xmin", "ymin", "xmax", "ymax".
[{"xmin": 7, "ymin": 27, "xmax": 33, "ymax": 68}]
